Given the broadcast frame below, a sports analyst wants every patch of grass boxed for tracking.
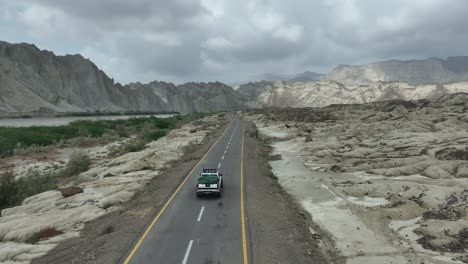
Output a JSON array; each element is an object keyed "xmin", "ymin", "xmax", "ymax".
[
  {"xmin": 0, "ymin": 126, "xmax": 77, "ymax": 157},
  {"xmin": 0, "ymin": 170, "xmax": 58, "ymax": 210}
]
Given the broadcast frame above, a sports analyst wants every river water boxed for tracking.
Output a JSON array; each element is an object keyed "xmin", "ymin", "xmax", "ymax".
[{"xmin": 0, "ymin": 114, "xmax": 175, "ymax": 127}]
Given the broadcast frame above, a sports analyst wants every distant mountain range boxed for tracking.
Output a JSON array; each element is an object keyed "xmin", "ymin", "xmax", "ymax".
[{"xmin": 0, "ymin": 41, "xmax": 467, "ymax": 115}]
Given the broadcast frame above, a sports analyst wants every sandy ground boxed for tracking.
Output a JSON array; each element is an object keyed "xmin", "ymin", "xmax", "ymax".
[
  {"xmin": 243, "ymin": 93, "xmax": 468, "ymax": 264},
  {"xmin": 0, "ymin": 115, "xmax": 223, "ymax": 264}
]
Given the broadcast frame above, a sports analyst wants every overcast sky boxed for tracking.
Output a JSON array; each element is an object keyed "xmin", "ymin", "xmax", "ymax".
[{"xmin": 1, "ymin": 0, "xmax": 468, "ymax": 84}]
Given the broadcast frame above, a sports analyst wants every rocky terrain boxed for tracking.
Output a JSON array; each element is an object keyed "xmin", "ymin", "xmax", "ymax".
[
  {"xmin": 0, "ymin": 41, "xmax": 243, "ymax": 114},
  {"xmin": 237, "ymin": 80, "xmax": 468, "ymax": 108},
  {"xmin": 326, "ymin": 57, "xmax": 468, "ymax": 85},
  {"xmin": 243, "ymin": 93, "xmax": 468, "ymax": 264},
  {"xmin": 0, "ymin": 114, "xmax": 223, "ymax": 263}
]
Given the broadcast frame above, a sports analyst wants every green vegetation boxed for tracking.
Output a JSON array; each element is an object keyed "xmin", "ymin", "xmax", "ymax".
[
  {"xmin": 0, "ymin": 113, "xmax": 211, "ymax": 209},
  {"xmin": 110, "ymin": 140, "xmax": 147, "ymax": 156},
  {"xmin": 0, "ymin": 113, "xmax": 210, "ymax": 158},
  {"xmin": 61, "ymin": 151, "xmax": 91, "ymax": 177},
  {"xmin": 55, "ymin": 110, "xmax": 178, "ymax": 117},
  {"xmin": 0, "ymin": 151, "xmax": 91, "ymax": 209},
  {"xmin": 0, "ymin": 170, "xmax": 58, "ymax": 210}
]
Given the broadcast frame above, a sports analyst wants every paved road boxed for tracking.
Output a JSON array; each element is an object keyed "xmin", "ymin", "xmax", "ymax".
[{"xmin": 121, "ymin": 115, "xmax": 250, "ymax": 264}]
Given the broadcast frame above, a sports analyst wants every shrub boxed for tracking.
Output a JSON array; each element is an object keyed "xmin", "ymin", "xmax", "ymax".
[
  {"xmin": 110, "ymin": 140, "xmax": 147, "ymax": 156},
  {"xmin": 0, "ymin": 171, "xmax": 18, "ymax": 209},
  {"xmin": 0, "ymin": 170, "xmax": 58, "ymax": 210},
  {"xmin": 122, "ymin": 140, "xmax": 146, "ymax": 153},
  {"xmin": 144, "ymin": 130, "xmax": 167, "ymax": 142},
  {"xmin": 62, "ymin": 151, "xmax": 91, "ymax": 177},
  {"xmin": 249, "ymin": 127, "xmax": 259, "ymax": 138},
  {"xmin": 98, "ymin": 131, "xmax": 120, "ymax": 144},
  {"xmin": 115, "ymin": 124, "xmax": 130, "ymax": 138},
  {"xmin": 153, "ymin": 119, "xmax": 172, "ymax": 129},
  {"xmin": 20, "ymin": 169, "xmax": 58, "ymax": 196}
]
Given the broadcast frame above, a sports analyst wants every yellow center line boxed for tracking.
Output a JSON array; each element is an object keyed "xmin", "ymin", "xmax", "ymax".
[
  {"xmin": 123, "ymin": 124, "xmax": 229, "ymax": 264},
  {"xmin": 240, "ymin": 123, "xmax": 249, "ymax": 264}
]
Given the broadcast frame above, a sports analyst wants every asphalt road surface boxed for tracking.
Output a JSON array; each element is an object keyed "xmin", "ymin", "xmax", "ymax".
[{"xmin": 121, "ymin": 115, "xmax": 251, "ymax": 264}]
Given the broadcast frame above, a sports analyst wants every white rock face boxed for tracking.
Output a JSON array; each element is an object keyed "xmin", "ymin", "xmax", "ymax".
[
  {"xmin": 238, "ymin": 80, "xmax": 468, "ymax": 108},
  {"xmin": 0, "ymin": 115, "xmax": 221, "ymax": 263},
  {"xmin": 326, "ymin": 57, "xmax": 468, "ymax": 85}
]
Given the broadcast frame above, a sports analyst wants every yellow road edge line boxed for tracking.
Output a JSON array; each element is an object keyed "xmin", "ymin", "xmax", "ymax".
[
  {"xmin": 240, "ymin": 123, "xmax": 249, "ymax": 264},
  {"xmin": 123, "ymin": 124, "xmax": 229, "ymax": 264}
]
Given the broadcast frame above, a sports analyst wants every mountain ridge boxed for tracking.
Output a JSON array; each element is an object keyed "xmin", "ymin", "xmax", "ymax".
[
  {"xmin": 1, "ymin": 41, "xmax": 468, "ymax": 114},
  {"xmin": 0, "ymin": 41, "xmax": 244, "ymax": 114}
]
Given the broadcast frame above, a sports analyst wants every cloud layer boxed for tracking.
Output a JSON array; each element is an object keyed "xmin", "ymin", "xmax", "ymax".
[{"xmin": 1, "ymin": 0, "xmax": 468, "ymax": 84}]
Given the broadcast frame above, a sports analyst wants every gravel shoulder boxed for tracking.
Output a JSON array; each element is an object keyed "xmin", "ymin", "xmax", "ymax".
[
  {"xmin": 243, "ymin": 121, "xmax": 332, "ymax": 264},
  {"xmin": 31, "ymin": 121, "xmax": 228, "ymax": 264}
]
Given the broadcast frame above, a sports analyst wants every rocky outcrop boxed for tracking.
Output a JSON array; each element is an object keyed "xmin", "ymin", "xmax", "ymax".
[
  {"xmin": 0, "ymin": 41, "xmax": 139, "ymax": 113},
  {"xmin": 237, "ymin": 80, "xmax": 468, "ymax": 108},
  {"xmin": 243, "ymin": 95, "xmax": 468, "ymax": 263},
  {"xmin": 59, "ymin": 187, "xmax": 83, "ymax": 197},
  {"xmin": 128, "ymin": 81, "xmax": 244, "ymax": 113},
  {"xmin": 326, "ymin": 57, "xmax": 468, "ymax": 85}
]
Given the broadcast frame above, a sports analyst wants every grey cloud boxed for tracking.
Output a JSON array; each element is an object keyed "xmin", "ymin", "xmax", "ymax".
[{"xmin": 4, "ymin": 0, "xmax": 468, "ymax": 84}]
